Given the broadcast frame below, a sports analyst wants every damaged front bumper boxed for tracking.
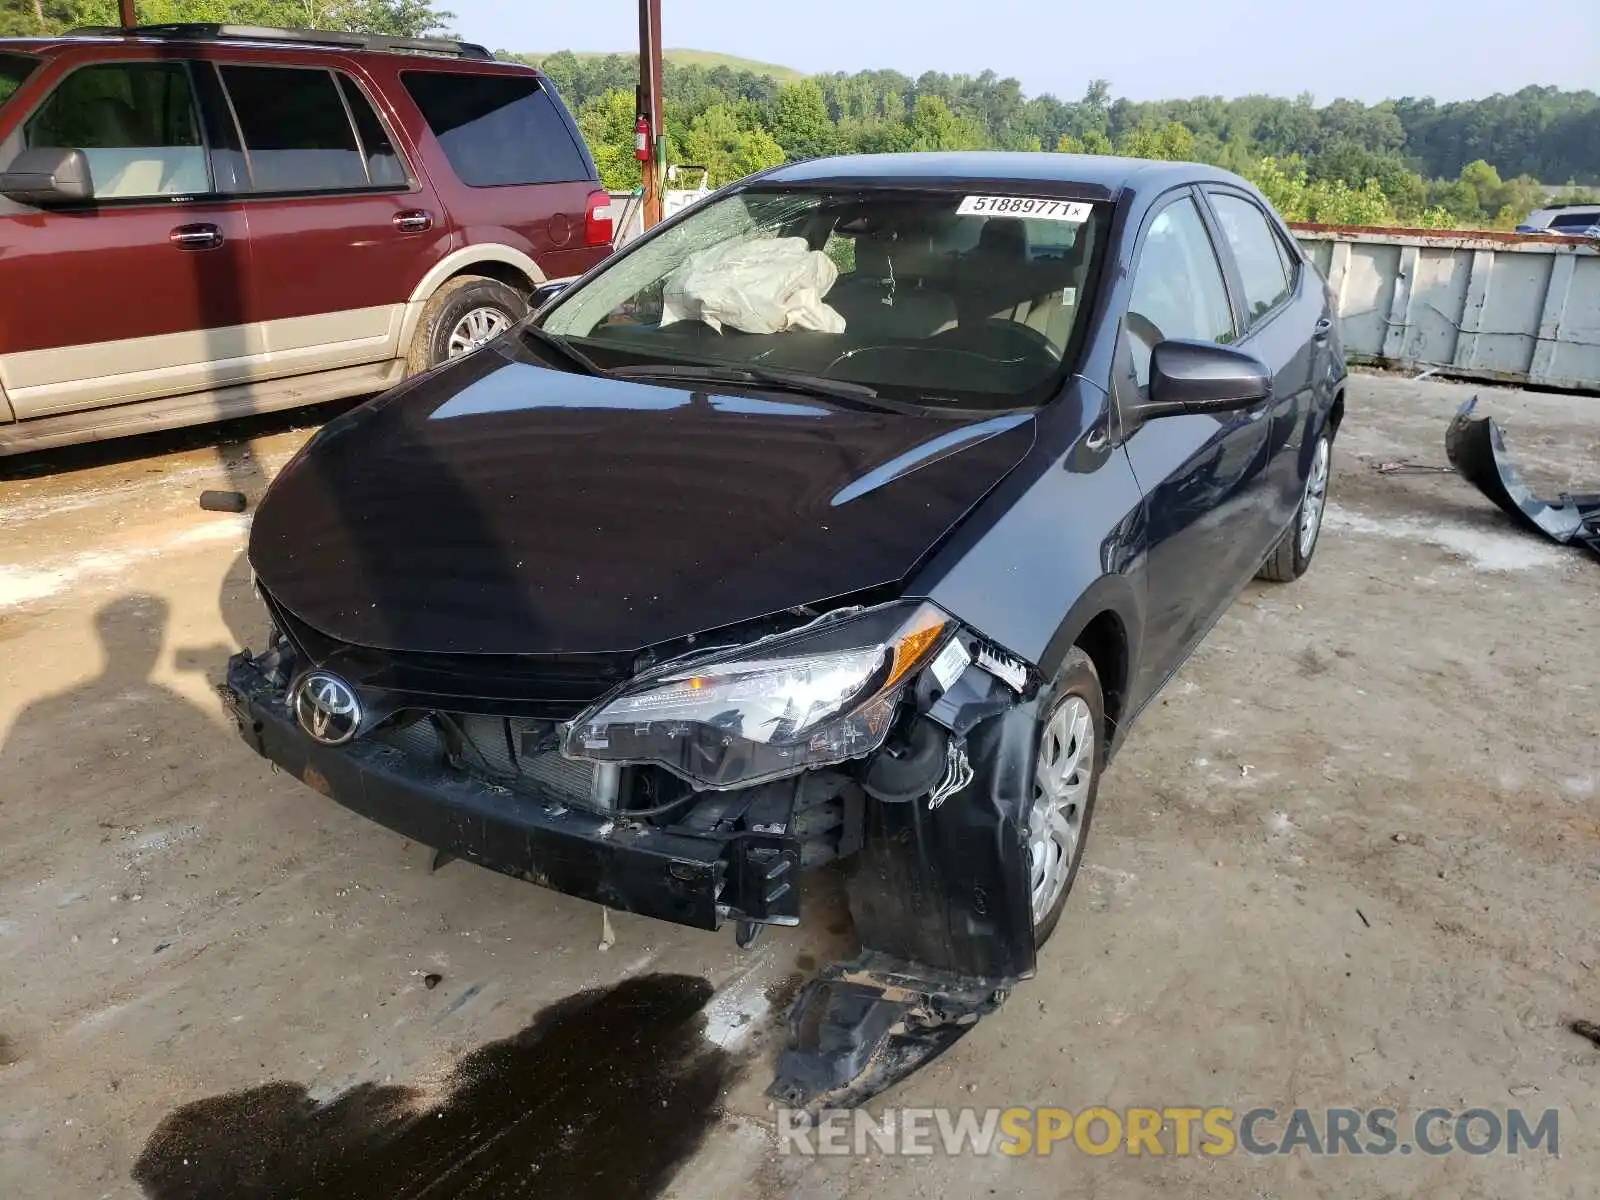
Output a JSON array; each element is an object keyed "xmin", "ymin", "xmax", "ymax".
[
  {"xmin": 1446, "ymin": 396, "xmax": 1600, "ymax": 561},
  {"xmin": 225, "ymin": 624, "xmax": 1046, "ymax": 1111},
  {"xmin": 223, "ymin": 652, "xmax": 801, "ymax": 931}
]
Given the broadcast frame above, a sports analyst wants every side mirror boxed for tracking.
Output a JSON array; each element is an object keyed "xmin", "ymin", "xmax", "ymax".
[
  {"xmin": 0, "ymin": 147, "xmax": 93, "ymax": 207},
  {"xmin": 1133, "ymin": 339, "xmax": 1272, "ymax": 421},
  {"xmin": 530, "ymin": 278, "xmax": 575, "ymax": 312}
]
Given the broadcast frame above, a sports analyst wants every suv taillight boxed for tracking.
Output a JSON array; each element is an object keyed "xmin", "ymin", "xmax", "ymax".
[{"xmin": 585, "ymin": 190, "xmax": 613, "ymax": 247}]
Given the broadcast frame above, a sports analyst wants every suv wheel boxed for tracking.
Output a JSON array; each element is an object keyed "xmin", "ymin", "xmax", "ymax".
[
  {"xmin": 1257, "ymin": 431, "xmax": 1331, "ymax": 583},
  {"xmin": 1030, "ymin": 648, "xmax": 1104, "ymax": 949},
  {"xmin": 407, "ymin": 276, "xmax": 528, "ymax": 373}
]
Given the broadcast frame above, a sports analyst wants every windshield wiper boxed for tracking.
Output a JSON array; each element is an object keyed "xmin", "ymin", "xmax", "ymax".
[
  {"xmin": 519, "ymin": 322, "xmax": 609, "ymax": 377},
  {"xmin": 609, "ymin": 363, "xmax": 915, "ymax": 413}
]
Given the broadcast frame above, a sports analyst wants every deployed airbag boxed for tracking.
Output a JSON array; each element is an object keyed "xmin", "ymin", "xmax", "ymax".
[{"xmin": 661, "ymin": 236, "xmax": 846, "ymax": 335}]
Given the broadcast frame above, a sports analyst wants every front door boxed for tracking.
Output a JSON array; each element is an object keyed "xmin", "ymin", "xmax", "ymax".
[
  {"xmin": 0, "ymin": 57, "xmax": 254, "ymax": 419},
  {"xmin": 206, "ymin": 59, "xmax": 451, "ymax": 375},
  {"xmin": 1118, "ymin": 191, "xmax": 1273, "ymax": 703}
]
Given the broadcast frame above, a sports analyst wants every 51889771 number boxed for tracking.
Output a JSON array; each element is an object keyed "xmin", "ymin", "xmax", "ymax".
[{"xmin": 956, "ymin": 196, "xmax": 1093, "ymax": 223}]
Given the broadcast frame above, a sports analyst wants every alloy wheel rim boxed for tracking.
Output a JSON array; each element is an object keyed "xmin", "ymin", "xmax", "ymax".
[
  {"xmin": 446, "ymin": 307, "xmax": 511, "ymax": 358},
  {"xmin": 1299, "ymin": 436, "xmax": 1331, "ymax": 558},
  {"xmin": 1029, "ymin": 695, "xmax": 1095, "ymax": 925}
]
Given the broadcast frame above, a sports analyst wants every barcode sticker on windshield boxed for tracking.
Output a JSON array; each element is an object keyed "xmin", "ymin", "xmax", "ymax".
[{"xmin": 957, "ymin": 196, "xmax": 1092, "ymax": 222}]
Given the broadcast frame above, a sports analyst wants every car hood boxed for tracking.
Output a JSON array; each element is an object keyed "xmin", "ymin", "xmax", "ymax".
[{"xmin": 249, "ymin": 345, "xmax": 1036, "ymax": 656}]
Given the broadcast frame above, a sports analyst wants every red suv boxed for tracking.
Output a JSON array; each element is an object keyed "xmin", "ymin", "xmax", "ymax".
[{"xmin": 0, "ymin": 24, "xmax": 613, "ymax": 455}]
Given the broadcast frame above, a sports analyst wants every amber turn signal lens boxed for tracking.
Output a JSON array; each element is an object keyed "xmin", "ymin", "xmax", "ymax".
[{"xmin": 883, "ymin": 610, "xmax": 950, "ymax": 691}]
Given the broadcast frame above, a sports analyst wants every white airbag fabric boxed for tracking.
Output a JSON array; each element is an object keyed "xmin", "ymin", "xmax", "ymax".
[{"xmin": 660, "ymin": 236, "xmax": 846, "ymax": 335}]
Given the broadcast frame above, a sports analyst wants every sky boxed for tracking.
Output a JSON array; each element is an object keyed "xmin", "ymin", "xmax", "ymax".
[{"xmin": 451, "ymin": 0, "xmax": 1598, "ymax": 105}]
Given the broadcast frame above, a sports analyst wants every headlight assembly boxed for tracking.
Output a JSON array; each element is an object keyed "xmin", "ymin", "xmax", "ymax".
[{"xmin": 563, "ymin": 602, "xmax": 954, "ymax": 789}]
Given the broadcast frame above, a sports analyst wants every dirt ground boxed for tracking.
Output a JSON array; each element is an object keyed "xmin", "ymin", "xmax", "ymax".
[{"xmin": 1, "ymin": 373, "xmax": 1596, "ymax": 1199}]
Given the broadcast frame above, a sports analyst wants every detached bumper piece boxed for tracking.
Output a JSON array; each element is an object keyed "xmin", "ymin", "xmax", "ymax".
[
  {"xmin": 222, "ymin": 653, "xmax": 800, "ymax": 932},
  {"xmin": 770, "ymin": 952, "xmax": 1011, "ymax": 1110},
  {"xmin": 1446, "ymin": 396, "xmax": 1600, "ymax": 562}
]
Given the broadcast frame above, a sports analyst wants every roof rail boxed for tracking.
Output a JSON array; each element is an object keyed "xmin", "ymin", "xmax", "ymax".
[{"xmin": 65, "ymin": 23, "xmax": 495, "ymax": 60}]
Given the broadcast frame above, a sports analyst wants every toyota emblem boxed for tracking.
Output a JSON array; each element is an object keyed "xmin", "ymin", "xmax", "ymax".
[{"xmin": 294, "ymin": 672, "xmax": 363, "ymax": 746}]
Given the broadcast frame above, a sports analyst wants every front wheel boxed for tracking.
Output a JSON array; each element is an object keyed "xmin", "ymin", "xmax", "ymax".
[
  {"xmin": 1258, "ymin": 431, "xmax": 1331, "ymax": 583},
  {"xmin": 1030, "ymin": 648, "xmax": 1105, "ymax": 948}
]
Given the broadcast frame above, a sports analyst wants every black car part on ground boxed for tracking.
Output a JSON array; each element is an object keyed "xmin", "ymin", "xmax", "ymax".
[
  {"xmin": 769, "ymin": 672, "xmax": 1040, "ymax": 1109},
  {"xmin": 1445, "ymin": 396, "xmax": 1600, "ymax": 562}
]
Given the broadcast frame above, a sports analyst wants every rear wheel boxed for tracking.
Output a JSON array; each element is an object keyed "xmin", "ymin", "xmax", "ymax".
[
  {"xmin": 1258, "ymin": 431, "xmax": 1331, "ymax": 583},
  {"xmin": 406, "ymin": 276, "xmax": 527, "ymax": 374},
  {"xmin": 1030, "ymin": 649, "xmax": 1105, "ymax": 948}
]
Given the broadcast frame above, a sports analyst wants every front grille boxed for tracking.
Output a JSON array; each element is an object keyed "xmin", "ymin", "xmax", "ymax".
[
  {"xmin": 379, "ymin": 714, "xmax": 600, "ymax": 806},
  {"xmin": 261, "ymin": 587, "xmax": 630, "ymax": 719}
]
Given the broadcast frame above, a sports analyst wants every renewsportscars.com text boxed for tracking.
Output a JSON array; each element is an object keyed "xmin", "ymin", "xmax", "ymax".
[{"xmin": 778, "ymin": 1105, "xmax": 1560, "ymax": 1158}]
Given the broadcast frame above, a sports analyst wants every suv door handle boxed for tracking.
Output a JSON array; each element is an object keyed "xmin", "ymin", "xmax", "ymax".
[
  {"xmin": 1313, "ymin": 316, "xmax": 1333, "ymax": 342},
  {"xmin": 394, "ymin": 210, "xmax": 433, "ymax": 233},
  {"xmin": 170, "ymin": 223, "xmax": 222, "ymax": 250}
]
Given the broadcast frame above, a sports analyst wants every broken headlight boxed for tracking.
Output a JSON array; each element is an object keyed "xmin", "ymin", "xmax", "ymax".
[{"xmin": 563, "ymin": 602, "xmax": 953, "ymax": 789}]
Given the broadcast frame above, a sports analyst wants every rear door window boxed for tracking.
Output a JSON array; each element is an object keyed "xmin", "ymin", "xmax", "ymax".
[
  {"xmin": 219, "ymin": 65, "xmax": 368, "ymax": 192},
  {"xmin": 23, "ymin": 61, "xmax": 208, "ymax": 199},
  {"xmin": 338, "ymin": 74, "xmax": 406, "ymax": 188},
  {"xmin": 401, "ymin": 71, "xmax": 589, "ymax": 186},
  {"xmin": 1207, "ymin": 192, "xmax": 1292, "ymax": 325}
]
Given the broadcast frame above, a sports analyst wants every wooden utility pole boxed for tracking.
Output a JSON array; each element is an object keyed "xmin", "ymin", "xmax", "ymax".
[
  {"xmin": 638, "ymin": 0, "xmax": 665, "ymax": 229},
  {"xmin": 119, "ymin": 0, "xmax": 136, "ymax": 27}
]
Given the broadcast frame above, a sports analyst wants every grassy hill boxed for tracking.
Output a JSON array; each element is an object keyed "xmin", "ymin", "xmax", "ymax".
[{"xmin": 518, "ymin": 48, "xmax": 804, "ymax": 82}]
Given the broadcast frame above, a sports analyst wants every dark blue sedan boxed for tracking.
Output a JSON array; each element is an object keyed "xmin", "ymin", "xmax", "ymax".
[{"xmin": 228, "ymin": 151, "xmax": 1346, "ymax": 1106}]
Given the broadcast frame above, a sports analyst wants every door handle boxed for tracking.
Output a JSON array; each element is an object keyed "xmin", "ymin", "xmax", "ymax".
[
  {"xmin": 170, "ymin": 223, "xmax": 222, "ymax": 250},
  {"xmin": 394, "ymin": 210, "xmax": 433, "ymax": 233},
  {"xmin": 1313, "ymin": 316, "xmax": 1333, "ymax": 342}
]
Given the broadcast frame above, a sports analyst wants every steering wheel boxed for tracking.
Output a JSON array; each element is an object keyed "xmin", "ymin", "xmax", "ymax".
[{"xmin": 933, "ymin": 318, "xmax": 1061, "ymax": 363}]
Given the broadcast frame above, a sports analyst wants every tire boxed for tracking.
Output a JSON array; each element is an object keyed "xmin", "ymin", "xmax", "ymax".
[
  {"xmin": 405, "ymin": 276, "xmax": 528, "ymax": 375},
  {"xmin": 1030, "ymin": 648, "xmax": 1105, "ymax": 949},
  {"xmin": 1257, "ymin": 430, "xmax": 1332, "ymax": 583}
]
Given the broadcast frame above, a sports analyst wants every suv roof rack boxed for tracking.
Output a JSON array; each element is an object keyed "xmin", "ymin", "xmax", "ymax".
[{"xmin": 65, "ymin": 23, "xmax": 495, "ymax": 61}]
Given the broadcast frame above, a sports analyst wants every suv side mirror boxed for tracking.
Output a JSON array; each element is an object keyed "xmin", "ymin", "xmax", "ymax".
[
  {"xmin": 1132, "ymin": 339, "xmax": 1272, "ymax": 421},
  {"xmin": 530, "ymin": 278, "xmax": 574, "ymax": 311},
  {"xmin": 0, "ymin": 147, "xmax": 94, "ymax": 207}
]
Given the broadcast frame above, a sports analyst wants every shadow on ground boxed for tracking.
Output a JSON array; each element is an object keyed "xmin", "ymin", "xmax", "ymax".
[{"xmin": 132, "ymin": 973, "xmax": 736, "ymax": 1200}]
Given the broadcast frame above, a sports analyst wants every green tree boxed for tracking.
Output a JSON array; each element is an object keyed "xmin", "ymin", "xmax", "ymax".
[
  {"xmin": 769, "ymin": 79, "xmax": 836, "ymax": 160},
  {"xmin": 679, "ymin": 102, "xmax": 785, "ymax": 186},
  {"xmin": 577, "ymin": 87, "xmax": 643, "ymax": 192},
  {"xmin": 1056, "ymin": 130, "xmax": 1113, "ymax": 155},
  {"xmin": 906, "ymin": 95, "xmax": 984, "ymax": 151},
  {"xmin": 15, "ymin": 0, "xmax": 452, "ymax": 34},
  {"xmin": 1115, "ymin": 121, "xmax": 1196, "ymax": 161}
]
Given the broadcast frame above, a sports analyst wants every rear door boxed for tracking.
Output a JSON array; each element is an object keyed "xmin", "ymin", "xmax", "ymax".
[
  {"xmin": 1201, "ymin": 187, "xmax": 1320, "ymax": 543},
  {"xmin": 1116, "ymin": 189, "xmax": 1272, "ymax": 700},
  {"xmin": 0, "ymin": 55, "xmax": 254, "ymax": 419},
  {"xmin": 209, "ymin": 57, "xmax": 451, "ymax": 375},
  {"xmin": 397, "ymin": 68, "xmax": 608, "ymax": 281}
]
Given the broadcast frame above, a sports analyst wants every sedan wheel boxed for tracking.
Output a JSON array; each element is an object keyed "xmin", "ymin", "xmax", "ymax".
[
  {"xmin": 1257, "ymin": 430, "xmax": 1334, "ymax": 583},
  {"xmin": 1298, "ymin": 434, "xmax": 1331, "ymax": 559},
  {"xmin": 1029, "ymin": 695, "xmax": 1094, "ymax": 925},
  {"xmin": 1028, "ymin": 648, "xmax": 1105, "ymax": 948}
]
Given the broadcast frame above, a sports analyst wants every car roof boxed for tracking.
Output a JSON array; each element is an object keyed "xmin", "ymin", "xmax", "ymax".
[
  {"xmin": 0, "ymin": 27, "xmax": 510, "ymax": 67},
  {"xmin": 761, "ymin": 151, "xmax": 1248, "ymax": 201}
]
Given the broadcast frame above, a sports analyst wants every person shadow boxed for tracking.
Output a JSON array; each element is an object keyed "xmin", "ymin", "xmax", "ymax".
[{"xmin": 0, "ymin": 594, "xmax": 232, "ymax": 868}]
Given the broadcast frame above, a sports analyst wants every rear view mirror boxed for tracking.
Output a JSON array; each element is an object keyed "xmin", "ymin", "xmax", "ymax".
[
  {"xmin": 1133, "ymin": 338, "xmax": 1272, "ymax": 420},
  {"xmin": 0, "ymin": 147, "xmax": 93, "ymax": 207}
]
